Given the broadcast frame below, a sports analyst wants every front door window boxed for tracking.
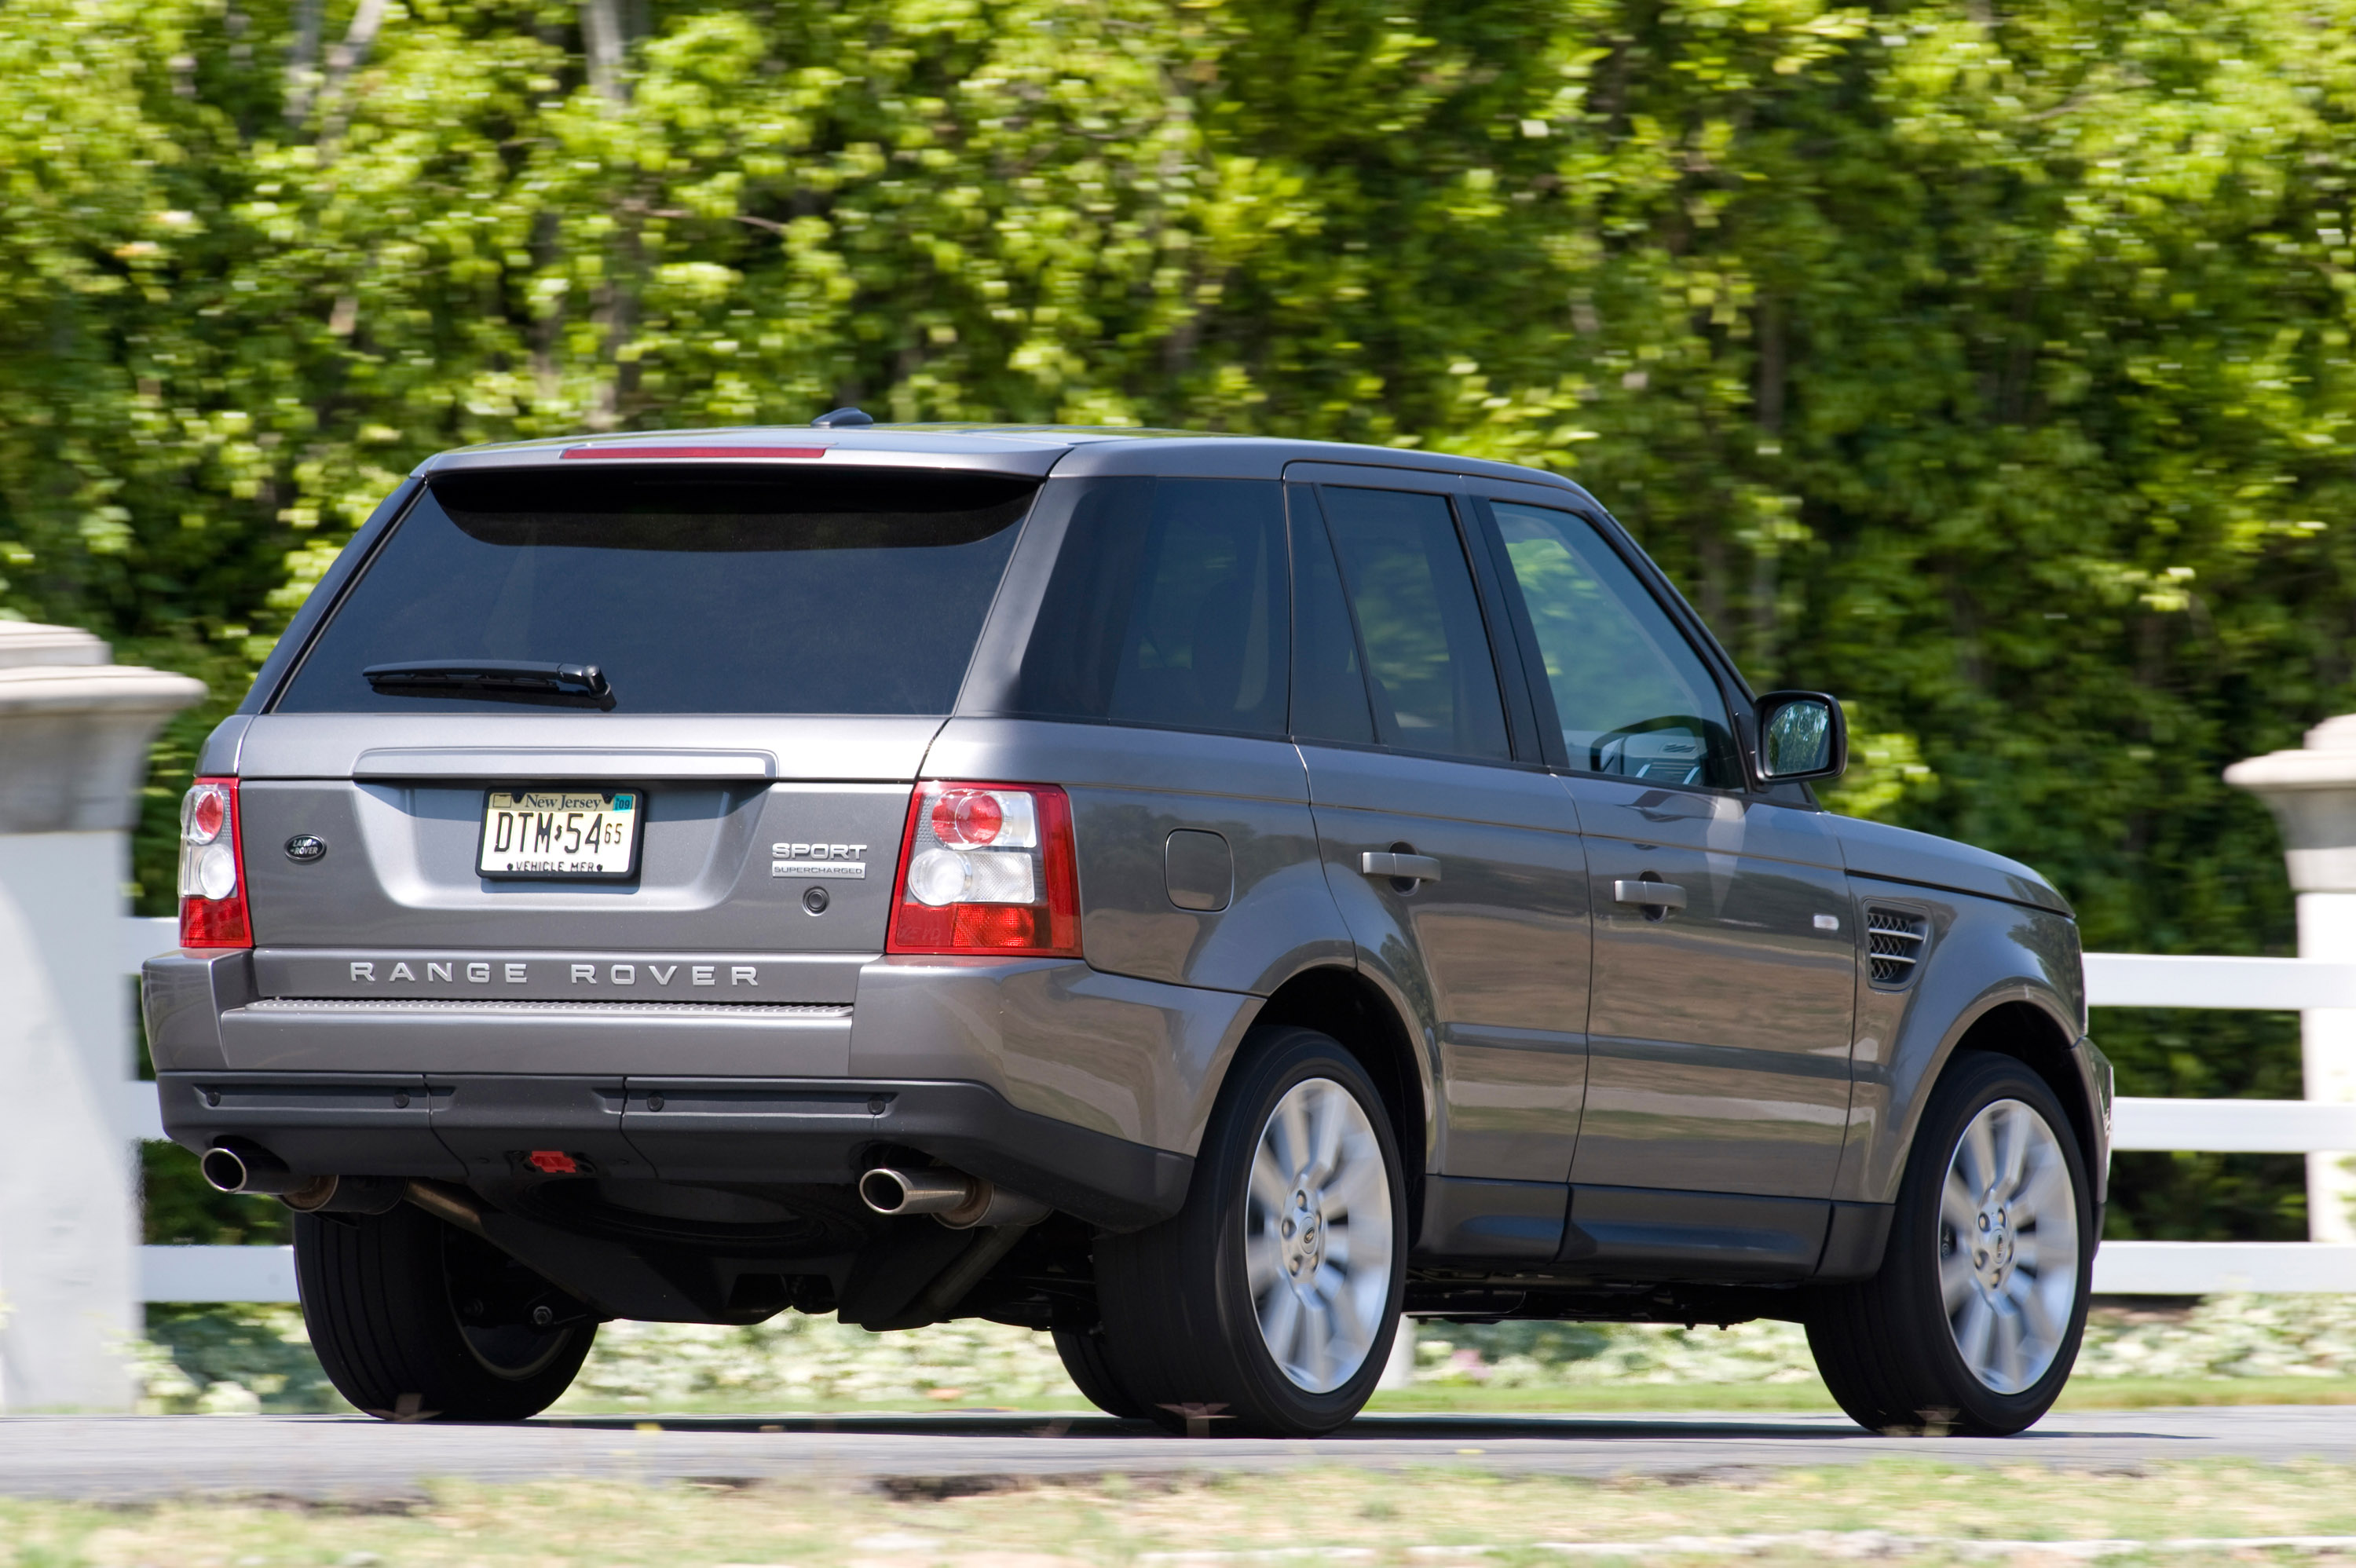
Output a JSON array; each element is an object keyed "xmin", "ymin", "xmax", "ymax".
[{"xmin": 1491, "ymin": 501, "xmax": 1739, "ymax": 788}]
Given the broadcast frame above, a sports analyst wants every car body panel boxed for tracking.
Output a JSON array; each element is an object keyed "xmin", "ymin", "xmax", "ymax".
[
  {"xmin": 1833, "ymin": 871, "xmax": 2097, "ymax": 1206},
  {"xmin": 844, "ymin": 956, "xmax": 1260, "ymax": 1154},
  {"xmin": 1300, "ymin": 743, "xmax": 1590, "ymax": 1185},
  {"xmin": 1832, "ymin": 813, "xmax": 2072, "ymax": 917},
  {"xmin": 920, "ymin": 718, "xmax": 1349, "ymax": 997},
  {"xmin": 1566, "ymin": 777, "xmax": 1857, "ymax": 1199}
]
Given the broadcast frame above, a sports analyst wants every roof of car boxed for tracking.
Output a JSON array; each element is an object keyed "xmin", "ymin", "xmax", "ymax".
[{"xmin": 415, "ymin": 423, "xmax": 1596, "ymax": 503}]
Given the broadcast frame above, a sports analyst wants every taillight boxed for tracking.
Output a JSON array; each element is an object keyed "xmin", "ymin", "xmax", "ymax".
[
  {"xmin": 178, "ymin": 777, "xmax": 252, "ymax": 948},
  {"xmin": 887, "ymin": 782, "xmax": 1081, "ymax": 957}
]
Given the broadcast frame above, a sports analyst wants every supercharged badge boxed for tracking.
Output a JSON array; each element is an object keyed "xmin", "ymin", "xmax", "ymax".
[{"xmin": 772, "ymin": 841, "xmax": 867, "ymax": 879}]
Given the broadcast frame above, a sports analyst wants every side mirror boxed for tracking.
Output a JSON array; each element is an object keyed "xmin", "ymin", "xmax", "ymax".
[{"xmin": 1754, "ymin": 692, "xmax": 1847, "ymax": 784}]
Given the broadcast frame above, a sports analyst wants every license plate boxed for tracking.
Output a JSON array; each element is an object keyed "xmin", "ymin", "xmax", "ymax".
[{"xmin": 478, "ymin": 789, "xmax": 642, "ymax": 879}]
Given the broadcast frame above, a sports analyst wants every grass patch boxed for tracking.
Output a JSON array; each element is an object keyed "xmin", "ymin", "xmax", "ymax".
[
  {"xmin": 544, "ymin": 1371, "xmax": 2356, "ymax": 1419},
  {"xmin": 8, "ymin": 1461, "xmax": 2356, "ymax": 1566},
  {"xmin": 2054, "ymin": 1376, "xmax": 2356, "ymax": 1409}
]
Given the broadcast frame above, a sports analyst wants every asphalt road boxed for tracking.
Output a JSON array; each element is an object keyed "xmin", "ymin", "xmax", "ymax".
[{"xmin": 1, "ymin": 1407, "xmax": 2351, "ymax": 1503}]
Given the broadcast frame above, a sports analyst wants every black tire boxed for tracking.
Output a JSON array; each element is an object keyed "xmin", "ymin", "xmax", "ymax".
[
  {"xmin": 295, "ymin": 1203, "xmax": 595, "ymax": 1421},
  {"xmin": 1806, "ymin": 1051, "xmax": 2094, "ymax": 1436},
  {"xmin": 1094, "ymin": 1025, "xmax": 1407, "ymax": 1437},
  {"xmin": 1051, "ymin": 1325, "xmax": 1151, "ymax": 1420}
]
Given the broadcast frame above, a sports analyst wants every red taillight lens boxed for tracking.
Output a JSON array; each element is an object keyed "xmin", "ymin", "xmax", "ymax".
[
  {"xmin": 178, "ymin": 777, "xmax": 252, "ymax": 948},
  {"xmin": 888, "ymin": 781, "xmax": 1081, "ymax": 958},
  {"xmin": 931, "ymin": 788, "xmax": 1006, "ymax": 846}
]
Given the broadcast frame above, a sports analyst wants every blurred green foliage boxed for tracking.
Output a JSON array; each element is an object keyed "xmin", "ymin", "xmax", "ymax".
[{"xmin": 9, "ymin": 0, "xmax": 2353, "ymax": 1240}]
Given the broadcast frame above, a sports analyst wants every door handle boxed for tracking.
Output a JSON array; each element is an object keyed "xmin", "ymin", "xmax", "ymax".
[
  {"xmin": 1361, "ymin": 851, "xmax": 1442, "ymax": 883},
  {"xmin": 1613, "ymin": 878, "xmax": 1687, "ymax": 911}
]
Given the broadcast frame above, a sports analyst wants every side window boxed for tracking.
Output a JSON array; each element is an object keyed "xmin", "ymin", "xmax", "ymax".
[
  {"xmin": 1490, "ymin": 501, "xmax": 1740, "ymax": 789},
  {"xmin": 1318, "ymin": 485, "xmax": 1511, "ymax": 762},
  {"xmin": 1012, "ymin": 478, "xmax": 1289, "ymax": 736},
  {"xmin": 1286, "ymin": 488, "xmax": 1376, "ymax": 744}
]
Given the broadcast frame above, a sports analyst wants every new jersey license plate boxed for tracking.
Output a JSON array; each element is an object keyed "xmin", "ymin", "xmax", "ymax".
[{"xmin": 478, "ymin": 789, "xmax": 642, "ymax": 879}]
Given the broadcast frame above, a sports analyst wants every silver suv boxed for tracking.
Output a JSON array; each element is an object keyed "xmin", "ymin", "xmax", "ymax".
[{"xmin": 145, "ymin": 422, "xmax": 2109, "ymax": 1435}]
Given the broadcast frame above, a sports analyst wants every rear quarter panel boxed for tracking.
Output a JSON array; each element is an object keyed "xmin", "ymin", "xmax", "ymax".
[{"xmin": 920, "ymin": 718, "xmax": 1348, "ymax": 997}]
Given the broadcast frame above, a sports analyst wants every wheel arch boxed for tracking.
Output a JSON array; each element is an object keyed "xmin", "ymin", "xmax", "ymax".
[
  {"xmin": 1944, "ymin": 998, "xmax": 2102, "ymax": 1188},
  {"xmin": 1856, "ymin": 985, "xmax": 2105, "ymax": 1206},
  {"xmin": 1247, "ymin": 964, "xmax": 1432, "ymax": 1229}
]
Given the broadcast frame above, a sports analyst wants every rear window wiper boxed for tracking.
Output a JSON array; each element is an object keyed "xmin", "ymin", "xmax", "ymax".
[{"xmin": 362, "ymin": 660, "xmax": 615, "ymax": 710}]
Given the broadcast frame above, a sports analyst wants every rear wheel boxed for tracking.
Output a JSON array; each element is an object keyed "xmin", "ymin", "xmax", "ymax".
[
  {"xmin": 1807, "ymin": 1051, "xmax": 2092, "ymax": 1435},
  {"xmin": 1051, "ymin": 1325, "xmax": 1150, "ymax": 1420},
  {"xmin": 295, "ymin": 1203, "xmax": 595, "ymax": 1421},
  {"xmin": 1094, "ymin": 1026, "xmax": 1406, "ymax": 1436}
]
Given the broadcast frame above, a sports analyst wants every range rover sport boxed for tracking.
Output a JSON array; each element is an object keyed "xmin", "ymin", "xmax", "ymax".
[{"xmin": 144, "ymin": 421, "xmax": 2110, "ymax": 1436}]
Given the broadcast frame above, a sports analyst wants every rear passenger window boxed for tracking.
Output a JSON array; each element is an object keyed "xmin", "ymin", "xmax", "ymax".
[
  {"xmin": 1316, "ymin": 486, "xmax": 1510, "ymax": 762},
  {"xmin": 1286, "ymin": 489, "xmax": 1376, "ymax": 745},
  {"xmin": 1012, "ymin": 479, "xmax": 1290, "ymax": 737}
]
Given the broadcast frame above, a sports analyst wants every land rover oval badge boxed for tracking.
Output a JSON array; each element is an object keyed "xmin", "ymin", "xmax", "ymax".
[{"xmin": 284, "ymin": 834, "xmax": 327, "ymax": 863}]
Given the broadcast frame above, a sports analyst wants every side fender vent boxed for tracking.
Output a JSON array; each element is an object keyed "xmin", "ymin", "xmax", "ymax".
[{"xmin": 1866, "ymin": 906, "xmax": 1930, "ymax": 988}]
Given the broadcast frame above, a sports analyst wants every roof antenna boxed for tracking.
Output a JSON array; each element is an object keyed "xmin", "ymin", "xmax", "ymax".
[{"xmin": 811, "ymin": 407, "xmax": 874, "ymax": 428}]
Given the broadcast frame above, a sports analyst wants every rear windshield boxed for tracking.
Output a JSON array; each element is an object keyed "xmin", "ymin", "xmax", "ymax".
[{"xmin": 273, "ymin": 468, "xmax": 1033, "ymax": 715}]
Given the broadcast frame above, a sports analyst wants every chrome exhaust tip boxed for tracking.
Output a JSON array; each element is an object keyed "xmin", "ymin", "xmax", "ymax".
[
  {"xmin": 199, "ymin": 1143, "xmax": 276, "ymax": 1193},
  {"xmin": 858, "ymin": 1166, "xmax": 1050, "ymax": 1229},
  {"xmin": 201, "ymin": 1142, "xmax": 339, "ymax": 1210},
  {"xmin": 858, "ymin": 1166, "xmax": 978, "ymax": 1217}
]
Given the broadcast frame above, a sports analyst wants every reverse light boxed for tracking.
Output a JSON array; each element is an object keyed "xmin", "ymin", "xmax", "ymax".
[
  {"xmin": 178, "ymin": 777, "xmax": 252, "ymax": 948},
  {"xmin": 888, "ymin": 782, "xmax": 1081, "ymax": 957}
]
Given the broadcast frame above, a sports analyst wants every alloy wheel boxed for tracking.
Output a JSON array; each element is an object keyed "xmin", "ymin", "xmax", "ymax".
[
  {"xmin": 1939, "ymin": 1097, "xmax": 2081, "ymax": 1394},
  {"xmin": 1242, "ymin": 1076, "xmax": 1395, "ymax": 1394}
]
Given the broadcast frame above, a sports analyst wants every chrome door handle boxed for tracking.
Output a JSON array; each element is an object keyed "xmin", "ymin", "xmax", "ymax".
[
  {"xmin": 1362, "ymin": 851, "xmax": 1442, "ymax": 883},
  {"xmin": 1613, "ymin": 878, "xmax": 1687, "ymax": 911}
]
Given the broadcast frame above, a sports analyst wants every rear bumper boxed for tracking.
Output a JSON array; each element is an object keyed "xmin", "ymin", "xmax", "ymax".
[
  {"xmin": 144, "ymin": 946, "xmax": 1253, "ymax": 1231},
  {"xmin": 157, "ymin": 1069, "xmax": 1191, "ymax": 1232}
]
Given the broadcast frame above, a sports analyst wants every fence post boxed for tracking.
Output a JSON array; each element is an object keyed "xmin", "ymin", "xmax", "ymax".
[
  {"xmin": 0, "ymin": 623, "xmax": 203, "ymax": 1410},
  {"xmin": 2226, "ymin": 715, "xmax": 2356, "ymax": 1245}
]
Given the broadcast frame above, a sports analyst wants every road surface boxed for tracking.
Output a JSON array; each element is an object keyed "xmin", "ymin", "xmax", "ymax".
[{"xmin": 1, "ymin": 1407, "xmax": 2350, "ymax": 1502}]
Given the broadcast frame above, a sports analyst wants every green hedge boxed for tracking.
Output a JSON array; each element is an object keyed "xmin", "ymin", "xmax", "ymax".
[{"xmin": 19, "ymin": 0, "xmax": 2356, "ymax": 1239}]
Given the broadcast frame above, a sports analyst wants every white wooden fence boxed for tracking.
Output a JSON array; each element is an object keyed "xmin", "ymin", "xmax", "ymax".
[
  {"xmin": 2088, "ymin": 952, "xmax": 2356, "ymax": 1292},
  {"xmin": 123, "ymin": 922, "xmax": 2356, "ymax": 1302}
]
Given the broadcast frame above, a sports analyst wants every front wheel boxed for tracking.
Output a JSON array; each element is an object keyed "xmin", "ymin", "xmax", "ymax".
[
  {"xmin": 1807, "ymin": 1051, "xmax": 2093, "ymax": 1435},
  {"xmin": 295, "ymin": 1203, "xmax": 595, "ymax": 1421},
  {"xmin": 1093, "ymin": 1025, "xmax": 1407, "ymax": 1436}
]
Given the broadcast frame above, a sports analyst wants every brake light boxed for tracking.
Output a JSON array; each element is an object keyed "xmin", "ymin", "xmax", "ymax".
[
  {"xmin": 888, "ymin": 782, "xmax": 1081, "ymax": 957},
  {"xmin": 178, "ymin": 777, "xmax": 252, "ymax": 948}
]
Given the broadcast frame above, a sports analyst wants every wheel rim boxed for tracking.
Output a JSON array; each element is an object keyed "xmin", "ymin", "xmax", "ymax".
[
  {"xmin": 1939, "ymin": 1097, "xmax": 2080, "ymax": 1395},
  {"xmin": 441, "ymin": 1230, "xmax": 578, "ymax": 1381},
  {"xmin": 1243, "ymin": 1076, "xmax": 1395, "ymax": 1394}
]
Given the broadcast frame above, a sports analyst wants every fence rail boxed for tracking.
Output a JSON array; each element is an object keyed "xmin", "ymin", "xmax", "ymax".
[{"xmin": 123, "ymin": 926, "xmax": 2355, "ymax": 1301}]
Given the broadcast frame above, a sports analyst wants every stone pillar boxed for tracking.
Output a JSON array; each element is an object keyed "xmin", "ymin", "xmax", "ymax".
[
  {"xmin": 0, "ymin": 623, "xmax": 203, "ymax": 1411},
  {"xmin": 2225, "ymin": 715, "xmax": 2356, "ymax": 1245}
]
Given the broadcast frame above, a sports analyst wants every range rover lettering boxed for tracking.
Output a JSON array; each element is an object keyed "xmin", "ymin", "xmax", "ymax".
[{"xmin": 145, "ymin": 422, "xmax": 2110, "ymax": 1435}]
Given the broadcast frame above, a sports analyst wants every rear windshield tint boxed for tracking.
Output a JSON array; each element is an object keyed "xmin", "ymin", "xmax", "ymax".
[
  {"xmin": 1010, "ymin": 478, "xmax": 1290, "ymax": 738},
  {"xmin": 273, "ymin": 468, "xmax": 1033, "ymax": 715}
]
